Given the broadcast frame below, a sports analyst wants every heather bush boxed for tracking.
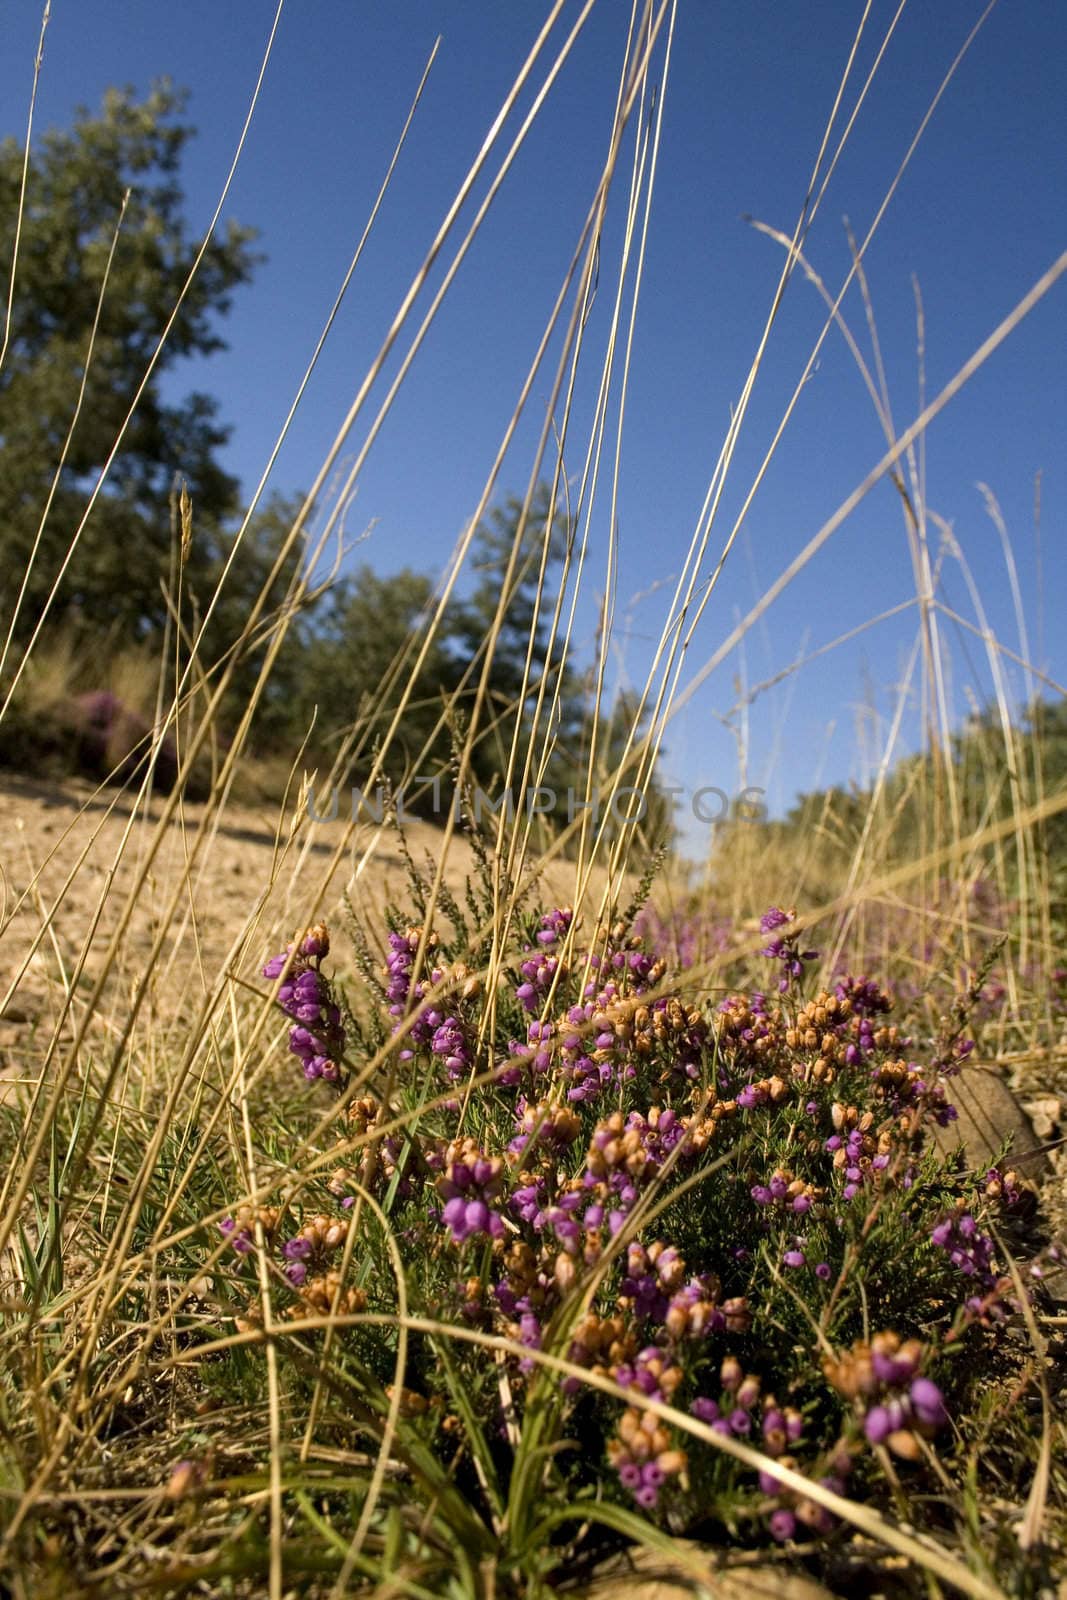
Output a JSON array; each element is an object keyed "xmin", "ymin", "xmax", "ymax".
[{"xmin": 186, "ymin": 865, "xmax": 1057, "ymax": 1590}]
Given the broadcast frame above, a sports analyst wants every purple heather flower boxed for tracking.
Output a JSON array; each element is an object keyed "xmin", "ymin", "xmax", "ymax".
[
  {"xmin": 762, "ymin": 1408, "xmax": 784, "ymax": 1439},
  {"xmin": 219, "ymin": 1216, "xmax": 253, "ymax": 1255},
  {"xmin": 431, "ymin": 1018, "xmax": 470, "ymax": 1081},
  {"xmin": 769, "ymin": 1508, "xmax": 796, "ymax": 1542},
  {"xmin": 864, "ymin": 1405, "xmax": 892, "ymax": 1445},
  {"xmin": 909, "ymin": 1378, "xmax": 947, "ymax": 1428},
  {"xmin": 263, "ymin": 940, "xmax": 346, "ymax": 1084},
  {"xmin": 760, "ymin": 906, "xmax": 791, "ymax": 937}
]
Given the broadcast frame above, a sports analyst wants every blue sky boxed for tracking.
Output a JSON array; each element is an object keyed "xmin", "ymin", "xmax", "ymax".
[{"xmin": 2, "ymin": 1, "xmax": 1064, "ymax": 841}]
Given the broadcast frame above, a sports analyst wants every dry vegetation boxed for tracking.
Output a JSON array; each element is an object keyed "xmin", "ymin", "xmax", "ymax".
[{"xmin": 1, "ymin": 4, "xmax": 1065, "ymax": 1598}]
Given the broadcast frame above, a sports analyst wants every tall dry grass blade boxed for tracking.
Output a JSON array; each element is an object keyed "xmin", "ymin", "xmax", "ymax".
[{"xmin": 0, "ymin": 0, "xmax": 49, "ymax": 380}]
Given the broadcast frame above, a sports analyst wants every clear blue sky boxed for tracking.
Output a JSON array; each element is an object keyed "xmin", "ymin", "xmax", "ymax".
[{"xmin": 3, "ymin": 1, "xmax": 1064, "ymax": 841}]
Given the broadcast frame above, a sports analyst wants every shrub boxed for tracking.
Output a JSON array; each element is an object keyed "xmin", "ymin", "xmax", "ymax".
[{"xmin": 194, "ymin": 880, "xmax": 1055, "ymax": 1587}]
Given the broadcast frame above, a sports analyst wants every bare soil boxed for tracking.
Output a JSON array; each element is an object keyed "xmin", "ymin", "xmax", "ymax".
[{"xmin": 0, "ymin": 770, "xmax": 609, "ymax": 1082}]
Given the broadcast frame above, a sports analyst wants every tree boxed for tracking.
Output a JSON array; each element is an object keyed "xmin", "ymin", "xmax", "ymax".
[
  {"xmin": 296, "ymin": 565, "xmax": 464, "ymax": 792},
  {"xmin": 450, "ymin": 485, "xmax": 586, "ymax": 792},
  {"xmin": 0, "ymin": 81, "xmax": 259, "ymax": 644},
  {"xmin": 281, "ymin": 491, "xmax": 588, "ymax": 813},
  {"xmin": 446, "ymin": 490, "xmax": 673, "ymax": 843}
]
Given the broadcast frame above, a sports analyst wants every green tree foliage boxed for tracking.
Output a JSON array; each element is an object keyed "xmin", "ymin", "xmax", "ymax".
[
  {"xmin": 290, "ymin": 490, "xmax": 579, "ymax": 802},
  {"xmin": 0, "ymin": 81, "xmax": 672, "ymax": 835},
  {"xmin": 290, "ymin": 491, "xmax": 672, "ymax": 843},
  {"xmin": 294, "ymin": 563, "xmax": 461, "ymax": 787},
  {"xmin": 450, "ymin": 485, "xmax": 586, "ymax": 794},
  {"xmin": 195, "ymin": 490, "xmax": 318, "ymax": 747},
  {"xmin": 0, "ymin": 82, "xmax": 259, "ymax": 641}
]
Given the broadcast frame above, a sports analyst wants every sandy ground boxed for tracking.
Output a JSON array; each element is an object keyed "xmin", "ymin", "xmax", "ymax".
[{"xmin": 0, "ymin": 770, "xmax": 617, "ymax": 1078}]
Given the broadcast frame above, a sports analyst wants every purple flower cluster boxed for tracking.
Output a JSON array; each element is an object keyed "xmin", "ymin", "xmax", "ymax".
[
  {"xmin": 825, "ymin": 1123, "xmax": 890, "ymax": 1201},
  {"xmin": 984, "ymin": 1167, "xmax": 1023, "ymax": 1205},
  {"xmin": 832, "ymin": 974, "xmax": 895, "ymax": 1062},
  {"xmin": 515, "ymin": 948, "xmax": 564, "ymax": 1014},
  {"xmin": 864, "ymin": 1376, "xmax": 947, "ymax": 1444},
  {"xmin": 608, "ymin": 1349, "xmax": 688, "ymax": 1508},
  {"xmin": 514, "ymin": 908, "xmax": 573, "ymax": 1012},
  {"xmin": 430, "ymin": 1016, "xmax": 472, "ymax": 1081},
  {"xmin": 262, "ymin": 925, "xmax": 346, "ymax": 1083},
  {"xmin": 826, "ymin": 1333, "xmax": 949, "ymax": 1461},
  {"xmin": 584, "ymin": 1107, "xmax": 689, "ymax": 1228},
  {"xmin": 537, "ymin": 906, "xmax": 573, "ymax": 947},
  {"xmin": 219, "ymin": 1215, "xmax": 253, "ymax": 1255},
  {"xmin": 554, "ymin": 985, "xmax": 639, "ymax": 1103},
  {"xmin": 743, "ymin": 1384, "xmax": 857, "ymax": 1543},
  {"xmin": 279, "ymin": 1212, "xmax": 352, "ymax": 1287},
  {"xmin": 384, "ymin": 928, "xmax": 442, "ymax": 1058},
  {"xmin": 219, "ymin": 891, "xmax": 1043, "ymax": 1556},
  {"xmin": 513, "ymin": 1310, "xmax": 542, "ymax": 1374},
  {"xmin": 508, "ymin": 1097, "xmax": 581, "ymax": 1162},
  {"xmin": 282, "ymin": 1235, "xmax": 313, "ymax": 1285},
  {"xmin": 759, "ymin": 906, "xmax": 818, "ymax": 992},
  {"xmin": 433, "ymin": 1136, "xmax": 506, "ymax": 1244},
  {"xmin": 586, "ymin": 941, "xmax": 659, "ymax": 987},
  {"xmin": 218, "ymin": 1203, "xmax": 279, "ymax": 1258},
  {"xmin": 750, "ymin": 1166, "xmax": 820, "ymax": 1215},
  {"xmin": 619, "ymin": 1240, "xmax": 685, "ymax": 1323},
  {"xmin": 835, "ymin": 973, "xmax": 893, "ymax": 1020},
  {"xmin": 931, "ymin": 1211, "xmax": 998, "ymax": 1292},
  {"xmin": 384, "ymin": 928, "xmax": 419, "ymax": 1007},
  {"xmin": 691, "ymin": 1355, "xmax": 766, "ymax": 1439}
]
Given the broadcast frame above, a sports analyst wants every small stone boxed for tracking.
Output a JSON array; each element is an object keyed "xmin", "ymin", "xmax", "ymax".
[
  {"xmin": 934, "ymin": 1065, "xmax": 1048, "ymax": 1178},
  {"xmin": 1022, "ymin": 1096, "xmax": 1061, "ymax": 1141}
]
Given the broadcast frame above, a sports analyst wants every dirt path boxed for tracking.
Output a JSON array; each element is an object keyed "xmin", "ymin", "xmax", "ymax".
[{"xmin": 0, "ymin": 771, "xmax": 613, "ymax": 1079}]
